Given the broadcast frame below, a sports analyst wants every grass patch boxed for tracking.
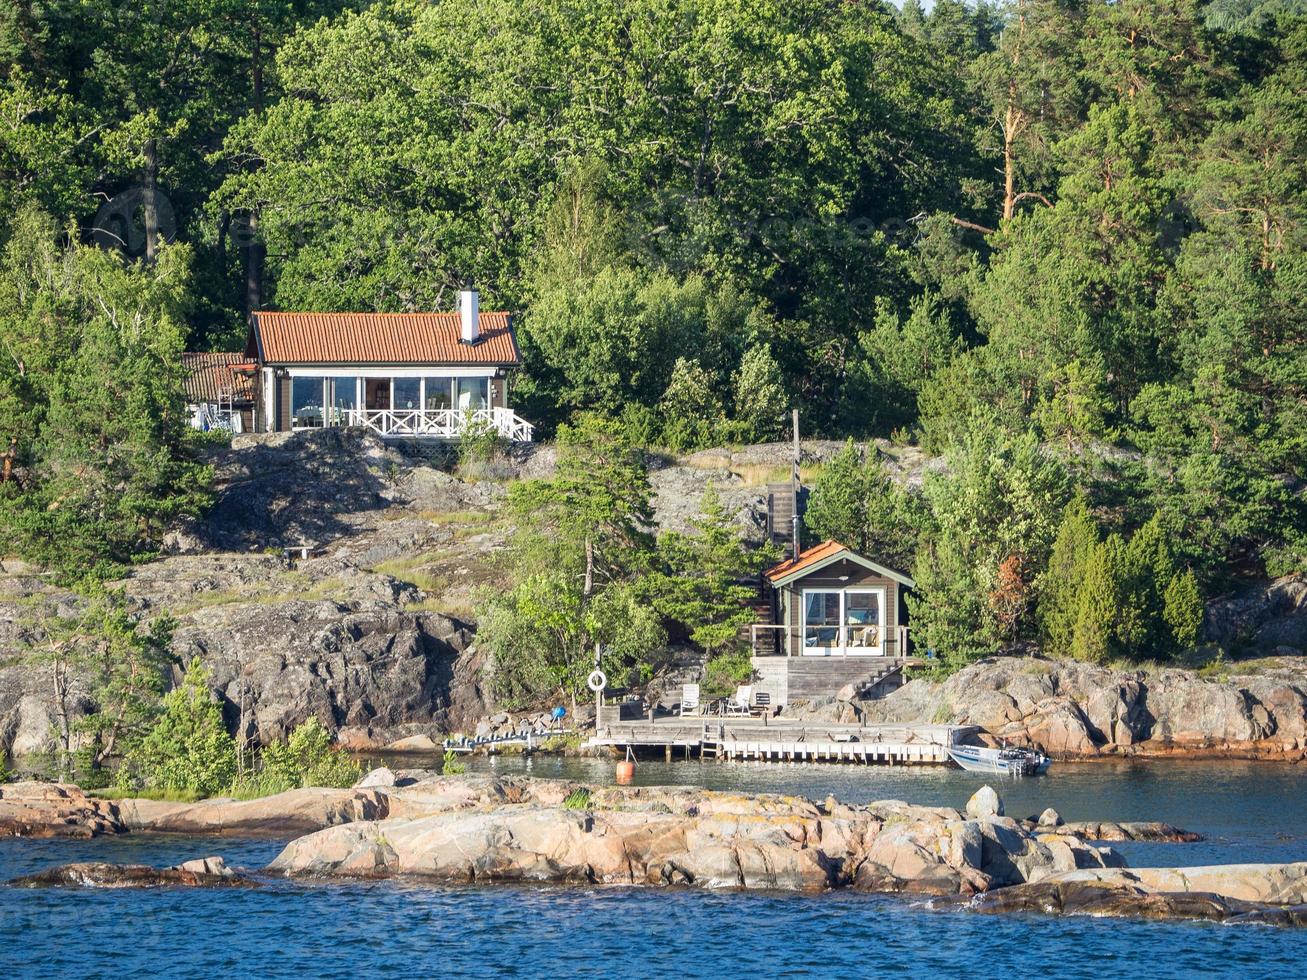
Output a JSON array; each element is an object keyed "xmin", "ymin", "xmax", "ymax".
[
  {"xmin": 415, "ymin": 509, "xmax": 494, "ymax": 527},
  {"xmin": 441, "ymin": 749, "xmax": 468, "ymax": 776},
  {"xmin": 562, "ymin": 788, "xmax": 592, "ymax": 810}
]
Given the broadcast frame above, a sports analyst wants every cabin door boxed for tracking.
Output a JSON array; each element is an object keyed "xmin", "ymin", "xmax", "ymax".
[{"xmin": 802, "ymin": 588, "xmax": 885, "ymax": 656}]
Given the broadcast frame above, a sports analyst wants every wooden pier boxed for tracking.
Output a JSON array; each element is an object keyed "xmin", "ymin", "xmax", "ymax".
[{"xmin": 591, "ymin": 716, "xmax": 973, "ymax": 766}]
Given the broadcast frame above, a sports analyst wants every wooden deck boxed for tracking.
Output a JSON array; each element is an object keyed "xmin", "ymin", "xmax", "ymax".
[{"xmin": 591, "ymin": 715, "xmax": 973, "ymax": 766}]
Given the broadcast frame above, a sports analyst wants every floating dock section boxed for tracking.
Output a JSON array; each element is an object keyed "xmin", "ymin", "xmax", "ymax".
[{"xmin": 590, "ymin": 717, "xmax": 973, "ymax": 766}]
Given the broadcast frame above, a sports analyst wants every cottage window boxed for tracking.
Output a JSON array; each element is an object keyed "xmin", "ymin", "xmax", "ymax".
[
  {"xmin": 327, "ymin": 378, "xmax": 358, "ymax": 425},
  {"xmin": 456, "ymin": 377, "xmax": 488, "ymax": 410},
  {"xmin": 393, "ymin": 378, "xmax": 421, "ymax": 411},
  {"xmin": 291, "ymin": 376, "xmax": 325, "ymax": 428},
  {"xmin": 423, "ymin": 378, "xmax": 453, "ymax": 411},
  {"xmin": 803, "ymin": 592, "xmax": 841, "ymax": 650}
]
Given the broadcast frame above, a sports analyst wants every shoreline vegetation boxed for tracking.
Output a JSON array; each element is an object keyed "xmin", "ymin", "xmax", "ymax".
[{"xmin": 5, "ymin": 773, "xmax": 1307, "ymax": 928}]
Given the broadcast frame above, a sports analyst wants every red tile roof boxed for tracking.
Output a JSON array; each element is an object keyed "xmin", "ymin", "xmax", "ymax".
[
  {"xmin": 181, "ymin": 352, "xmax": 258, "ymax": 404},
  {"xmin": 250, "ymin": 311, "xmax": 520, "ymax": 366},
  {"xmin": 764, "ymin": 540, "xmax": 851, "ymax": 582}
]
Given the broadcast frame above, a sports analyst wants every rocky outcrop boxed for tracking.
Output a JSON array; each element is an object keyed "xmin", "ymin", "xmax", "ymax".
[
  {"xmin": 10, "ymin": 856, "xmax": 250, "ymax": 888},
  {"xmin": 0, "ymin": 782, "xmax": 125, "ymax": 838},
  {"xmin": 116, "ymin": 787, "xmax": 392, "ymax": 836},
  {"xmin": 267, "ymin": 777, "xmax": 1123, "ymax": 895},
  {"xmin": 971, "ymin": 863, "xmax": 1307, "ymax": 923},
  {"xmin": 854, "ymin": 656, "xmax": 1307, "ymax": 759}
]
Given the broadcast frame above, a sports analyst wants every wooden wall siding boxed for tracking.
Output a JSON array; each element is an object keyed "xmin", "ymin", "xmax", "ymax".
[{"xmin": 277, "ymin": 375, "xmax": 291, "ymax": 432}]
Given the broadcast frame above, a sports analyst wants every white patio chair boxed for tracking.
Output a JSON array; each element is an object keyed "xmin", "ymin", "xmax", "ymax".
[
  {"xmin": 679, "ymin": 683, "xmax": 701, "ymax": 717},
  {"xmin": 724, "ymin": 685, "xmax": 753, "ymax": 716}
]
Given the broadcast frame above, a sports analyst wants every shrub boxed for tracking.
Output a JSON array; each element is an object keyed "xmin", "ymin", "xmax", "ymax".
[
  {"xmin": 702, "ymin": 651, "xmax": 753, "ymax": 700},
  {"xmin": 260, "ymin": 717, "xmax": 361, "ymax": 790},
  {"xmin": 441, "ymin": 749, "xmax": 468, "ymax": 775},
  {"xmin": 457, "ymin": 412, "xmax": 505, "ymax": 475},
  {"xmin": 121, "ymin": 658, "xmax": 237, "ymax": 798},
  {"xmin": 1163, "ymin": 569, "xmax": 1204, "ymax": 651}
]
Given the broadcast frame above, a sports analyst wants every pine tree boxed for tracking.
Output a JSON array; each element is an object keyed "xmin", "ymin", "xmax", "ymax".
[
  {"xmin": 646, "ymin": 488, "xmax": 780, "ymax": 654},
  {"xmin": 1070, "ymin": 535, "xmax": 1125, "ymax": 664},
  {"xmin": 1039, "ymin": 493, "xmax": 1099, "ymax": 658},
  {"xmin": 1163, "ymin": 569, "xmax": 1205, "ymax": 650}
]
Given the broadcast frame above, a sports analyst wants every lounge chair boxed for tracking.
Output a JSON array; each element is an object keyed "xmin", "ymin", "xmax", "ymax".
[
  {"xmin": 724, "ymin": 685, "xmax": 753, "ymax": 716},
  {"xmin": 679, "ymin": 683, "xmax": 701, "ymax": 717}
]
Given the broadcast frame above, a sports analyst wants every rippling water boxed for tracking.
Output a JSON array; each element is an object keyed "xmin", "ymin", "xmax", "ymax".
[{"xmin": 3, "ymin": 761, "xmax": 1306, "ymax": 978}]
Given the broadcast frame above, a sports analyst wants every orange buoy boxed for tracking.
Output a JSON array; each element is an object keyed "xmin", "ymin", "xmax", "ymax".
[{"xmin": 616, "ymin": 747, "xmax": 636, "ymax": 784}]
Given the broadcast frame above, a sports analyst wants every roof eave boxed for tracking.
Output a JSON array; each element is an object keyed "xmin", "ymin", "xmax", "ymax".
[{"xmin": 769, "ymin": 550, "xmax": 915, "ymax": 590}]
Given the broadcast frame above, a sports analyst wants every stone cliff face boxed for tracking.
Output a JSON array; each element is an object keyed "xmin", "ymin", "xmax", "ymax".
[{"xmin": 851, "ymin": 657, "xmax": 1307, "ymax": 759}]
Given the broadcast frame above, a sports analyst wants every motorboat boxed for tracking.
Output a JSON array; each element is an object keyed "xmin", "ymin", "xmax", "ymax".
[{"xmin": 947, "ymin": 742, "xmax": 1051, "ymax": 776}]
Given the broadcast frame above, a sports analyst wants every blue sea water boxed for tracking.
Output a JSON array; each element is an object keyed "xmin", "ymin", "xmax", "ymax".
[{"xmin": 3, "ymin": 761, "xmax": 1306, "ymax": 978}]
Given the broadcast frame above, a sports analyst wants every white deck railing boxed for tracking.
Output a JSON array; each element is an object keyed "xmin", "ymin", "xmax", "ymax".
[{"xmin": 338, "ymin": 407, "xmax": 534, "ymax": 442}]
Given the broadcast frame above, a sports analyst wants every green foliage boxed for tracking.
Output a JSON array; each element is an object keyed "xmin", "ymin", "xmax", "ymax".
[
  {"xmin": 478, "ymin": 417, "xmax": 665, "ymax": 706},
  {"xmin": 659, "ymin": 357, "xmax": 727, "ymax": 453},
  {"xmin": 562, "ymin": 788, "xmax": 592, "ymax": 810},
  {"xmin": 258, "ymin": 717, "xmax": 361, "ymax": 791},
  {"xmin": 645, "ymin": 488, "xmax": 779, "ymax": 655},
  {"xmin": 0, "ymin": 208, "xmax": 211, "ymax": 578},
  {"xmin": 701, "ymin": 651, "xmax": 754, "ymax": 701},
  {"xmin": 1039, "ymin": 494, "xmax": 1100, "ymax": 658},
  {"xmin": 908, "ymin": 414, "xmax": 1071, "ymax": 668},
  {"xmin": 802, "ymin": 440, "xmax": 923, "ymax": 571},
  {"xmin": 1163, "ymin": 569, "xmax": 1205, "ymax": 651},
  {"xmin": 120, "ymin": 659, "xmax": 237, "ymax": 799},
  {"xmin": 441, "ymin": 750, "xmax": 468, "ymax": 776},
  {"xmin": 456, "ymin": 413, "xmax": 506, "ymax": 475}
]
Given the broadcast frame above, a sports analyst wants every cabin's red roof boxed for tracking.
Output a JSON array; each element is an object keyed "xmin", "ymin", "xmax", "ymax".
[
  {"xmin": 250, "ymin": 311, "xmax": 520, "ymax": 366},
  {"xmin": 764, "ymin": 540, "xmax": 852, "ymax": 582},
  {"xmin": 181, "ymin": 352, "xmax": 258, "ymax": 403}
]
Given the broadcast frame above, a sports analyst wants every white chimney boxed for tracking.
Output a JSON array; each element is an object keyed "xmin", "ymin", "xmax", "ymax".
[{"xmin": 459, "ymin": 285, "xmax": 479, "ymax": 344}]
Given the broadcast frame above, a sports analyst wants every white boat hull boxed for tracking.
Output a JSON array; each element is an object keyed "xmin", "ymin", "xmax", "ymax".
[{"xmin": 948, "ymin": 745, "xmax": 1050, "ymax": 777}]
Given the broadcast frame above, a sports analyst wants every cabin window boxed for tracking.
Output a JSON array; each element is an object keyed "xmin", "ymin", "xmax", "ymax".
[
  {"xmin": 845, "ymin": 590, "xmax": 882, "ymax": 650},
  {"xmin": 327, "ymin": 378, "xmax": 358, "ymax": 423},
  {"xmin": 393, "ymin": 378, "xmax": 421, "ymax": 411},
  {"xmin": 803, "ymin": 592, "xmax": 842, "ymax": 650},
  {"xmin": 423, "ymin": 377, "xmax": 454, "ymax": 411},
  {"xmin": 456, "ymin": 377, "xmax": 488, "ymax": 410},
  {"xmin": 291, "ymin": 376, "xmax": 325, "ymax": 428},
  {"xmin": 802, "ymin": 587, "xmax": 885, "ymax": 654}
]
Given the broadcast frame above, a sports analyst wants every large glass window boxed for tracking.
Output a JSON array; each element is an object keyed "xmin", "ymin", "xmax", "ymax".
[
  {"xmin": 393, "ymin": 378, "xmax": 421, "ymax": 411},
  {"xmin": 423, "ymin": 377, "xmax": 453, "ymax": 411},
  {"xmin": 846, "ymin": 591, "xmax": 881, "ymax": 649},
  {"xmin": 327, "ymin": 378, "xmax": 358, "ymax": 425},
  {"xmin": 456, "ymin": 377, "xmax": 488, "ymax": 410},
  {"xmin": 291, "ymin": 376, "xmax": 325, "ymax": 428},
  {"xmin": 803, "ymin": 592, "xmax": 841, "ymax": 650}
]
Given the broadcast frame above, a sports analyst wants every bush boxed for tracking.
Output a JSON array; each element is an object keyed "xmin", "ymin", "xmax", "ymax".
[
  {"xmin": 120, "ymin": 658, "xmax": 237, "ymax": 798},
  {"xmin": 441, "ymin": 749, "xmax": 468, "ymax": 775},
  {"xmin": 456, "ymin": 412, "xmax": 506, "ymax": 477},
  {"xmin": 259, "ymin": 718, "xmax": 361, "ymax": 791},
  {"xmin": 702, "ymin": 651, "xmax": 753, "ymax": 700}
]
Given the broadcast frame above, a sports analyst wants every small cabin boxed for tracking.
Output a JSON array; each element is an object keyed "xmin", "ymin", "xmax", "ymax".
[
  {"xmin": 750, "ymin": 540, "xmax": 916, "ymax": 707},
  {"xmin": 184, "ymin": 287, "xmax": 533, "ymax": 442}
]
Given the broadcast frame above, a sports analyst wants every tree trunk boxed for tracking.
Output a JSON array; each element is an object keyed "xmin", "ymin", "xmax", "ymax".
[
  {"xmin": 142, "ymin": 138, "xmax": 160, "ymax": 262},
  {"xmin": 583, "ymin": 537, "xmax": 594, "ymax": 600}
]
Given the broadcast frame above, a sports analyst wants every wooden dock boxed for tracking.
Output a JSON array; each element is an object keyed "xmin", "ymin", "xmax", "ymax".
[{"xmin": 591, "ymin": 716, "xmax": 973, "ymax": 766}]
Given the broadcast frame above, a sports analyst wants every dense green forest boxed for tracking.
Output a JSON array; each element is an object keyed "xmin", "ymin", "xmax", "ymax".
[{"xmin": 0, "ymin": 1, "xmax": 1304, "ymax": 678}]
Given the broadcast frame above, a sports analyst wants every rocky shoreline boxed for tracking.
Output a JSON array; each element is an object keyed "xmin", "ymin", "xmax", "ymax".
[{"xmin": 5, "ymin": 773, "xmax": 1307, "ymax": 927}]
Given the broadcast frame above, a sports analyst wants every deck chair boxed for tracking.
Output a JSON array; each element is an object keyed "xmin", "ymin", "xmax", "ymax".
[
  {"xmin": 724, "ymin": 685, "xmax": 753, "ymax": 716},
  {"xmin": 679, "ymin": 683, "xmax": 701, "ymax": 717}
]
